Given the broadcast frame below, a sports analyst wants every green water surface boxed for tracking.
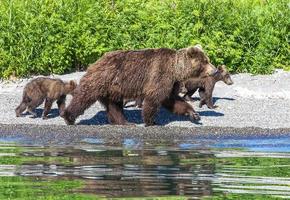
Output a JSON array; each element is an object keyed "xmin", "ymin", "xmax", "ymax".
[{"xmin": 0, "ymin": 137, "xmax": 290, "ymax": 200}]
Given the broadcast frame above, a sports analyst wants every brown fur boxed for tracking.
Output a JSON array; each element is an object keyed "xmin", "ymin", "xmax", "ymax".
[
  {"xmin": 161, "ymin": 82, "xmax": 200, "ymax": 121},
  {"xmin": 15, "ymin": 77, "xmax": 77, "ymax": 119},
  {"xmin": 123, "ymin": 82, "xmax": 188, "ymax": 108},
  {"xmin": 182, "ymin": 65, "xmax": 233, "ymax": 109},
  {"xmin": 61, "ymin": 46, "xmax": 216, "ymax": 126}
]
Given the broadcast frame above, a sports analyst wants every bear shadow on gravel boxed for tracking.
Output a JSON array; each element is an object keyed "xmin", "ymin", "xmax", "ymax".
[
  {"xmin": 77, "ymin": 108, "xmax": 224, "ymax": 126},
  {"xmin": 213, "ymin": 97, "xmax": 235, "ymax": 104},
  {"xmin": 188, "ymin": 97, "xmax": 236, "ymax": 103},
  {"xmin": 22, "ymin": 108, "xmax": 60, "ymax": 119}
]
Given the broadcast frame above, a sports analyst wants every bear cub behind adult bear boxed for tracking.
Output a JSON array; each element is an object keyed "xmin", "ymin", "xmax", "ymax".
[
  {"xmin": 182, "ymin": 65, "xmax": 233, "ymax": 109},
  {"xmin": 61, "ymin": 45, "xmax": 216, "ymax": 126},
  {"xmin": 15, "ymin": 77, "xmax": 77, "ymax": 119}
]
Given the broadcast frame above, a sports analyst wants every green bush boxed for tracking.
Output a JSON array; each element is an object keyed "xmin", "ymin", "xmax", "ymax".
[{"xmin": 0, "ymin": 0, "xmax": 289, "ymax": 78}]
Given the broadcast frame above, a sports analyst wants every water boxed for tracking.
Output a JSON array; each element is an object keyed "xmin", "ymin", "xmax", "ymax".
[{"xmin": 0, "ymin": 134, "xmax": 290, "ymax": 200}]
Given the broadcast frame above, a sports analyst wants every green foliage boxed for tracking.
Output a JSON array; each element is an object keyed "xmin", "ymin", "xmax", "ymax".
[{"xmin": 0, "ymin": 0, "xmax": 289, "ymax": 78}]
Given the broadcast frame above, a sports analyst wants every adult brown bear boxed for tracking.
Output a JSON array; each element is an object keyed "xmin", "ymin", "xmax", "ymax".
[{"xmin": 61, "ymin": 45, "xmax": 216, "ymax": 126}]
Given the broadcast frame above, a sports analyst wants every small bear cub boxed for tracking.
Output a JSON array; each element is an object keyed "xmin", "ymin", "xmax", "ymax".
[
  {"xmin": 15, "ymin": 77, "xmax": 77, "ymax": 119},
  {"xmin": 182, "ymin": 65, "xmax": 233, "ymax": 109}
]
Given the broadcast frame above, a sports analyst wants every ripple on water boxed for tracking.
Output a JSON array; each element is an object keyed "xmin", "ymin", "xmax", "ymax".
[{"xmin": 0, "ymin": 134, "xmax": 289, "ymax": 199}]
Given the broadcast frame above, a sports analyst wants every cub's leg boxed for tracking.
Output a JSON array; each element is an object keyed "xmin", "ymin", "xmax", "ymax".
[
  {"xmin": 42, "ymin": 98, "xmax": 54, "ymax": 119},
  {"xmin": 183, "ymin": 88, "xmax": 197, "ymax": 102},
  {"xmin": 15, "ymin": 101, "xmax": 28, "ymax": 117},
  {"xmin": 56, "ymin": 95, "xmax": 66, "ymax": 114},
  {"xmin": 15, "ymin": 92, "xmax": 31, "ymax": 117},
  {"xmin": 27, "ymin": 98, "xmax": 44, "ymax": 118},
  {"xmin": 199, "ymin": 88, "xmax": 217, "ymax": 109}
]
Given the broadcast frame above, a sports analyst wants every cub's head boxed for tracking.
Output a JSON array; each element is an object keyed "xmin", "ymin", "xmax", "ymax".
[
  {"xmin": 64, "ymin": 80, "xmax": 77, "ymax": 95},
  {"xmin": 185, "ymin": 45, "xmax": 216, "ymax": 78},
  {"xmin": 217, "ymin": 65, "xmax": 233, "ymax": 85}
]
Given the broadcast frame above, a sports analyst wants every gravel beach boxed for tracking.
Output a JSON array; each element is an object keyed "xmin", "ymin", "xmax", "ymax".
[{"xmin": 1, "ymin": 69, "xmax": 290, "ymax": 129}]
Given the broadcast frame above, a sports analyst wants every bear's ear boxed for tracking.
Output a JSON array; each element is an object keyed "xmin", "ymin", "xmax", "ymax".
[{"xmin": 186, "ymin": 45, "xmax": 204, "ymax": 58}]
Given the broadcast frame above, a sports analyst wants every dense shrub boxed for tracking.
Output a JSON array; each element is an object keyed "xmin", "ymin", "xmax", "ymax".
[{"xmin": 0, "ymin": 0, "xmax": 289, "ymax": 78}]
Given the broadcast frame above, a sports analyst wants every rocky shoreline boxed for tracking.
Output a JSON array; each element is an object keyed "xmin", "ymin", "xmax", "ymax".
[{"xmin": 1, "ymin": 70, "xmax": 290, "ymax": 129}]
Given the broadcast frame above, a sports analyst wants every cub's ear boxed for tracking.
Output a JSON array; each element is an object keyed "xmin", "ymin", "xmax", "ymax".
[
  {"xmin": 186, "ymin": 44, "xmax": 204, "ymax": 58},
  {"xmin": 218, "ymin": 65, "xmax": 226, "ymax": 72},
  {"xmin": 69, "ymin": 80, "xmax": 77, "ymax": 89}
]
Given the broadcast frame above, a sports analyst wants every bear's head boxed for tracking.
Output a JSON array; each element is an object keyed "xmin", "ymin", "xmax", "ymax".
[
  {"xmin": 216, "ymin": 65, "xmax": 233, "ymax": 85},
  {"xmin": 64, "ymin": 80, "xmax": 77, "ymax": 95},
  {"xmin": 60, "ymin": 109, "xmax": 76, "ymax": 125},
  {"xmin": 181, "ymin": 45, "xmax": 217, "ymax": 79}
]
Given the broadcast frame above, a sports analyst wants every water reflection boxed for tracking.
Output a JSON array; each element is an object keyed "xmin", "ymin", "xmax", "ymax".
[{"xmin": 0, "ymin": 136, "xmax": 290, "ymax": 199}]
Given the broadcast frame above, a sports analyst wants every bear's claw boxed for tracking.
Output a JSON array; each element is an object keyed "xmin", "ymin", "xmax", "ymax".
[{"xmin": 189, "ymin": 112, "xmax": 200, "ymax": 121}]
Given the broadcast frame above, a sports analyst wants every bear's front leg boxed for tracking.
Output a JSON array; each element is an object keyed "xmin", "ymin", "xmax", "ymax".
[
  {"xmin": 142, "ymin": 99, "xmax": 159, "ymax": 126},
  {"xmin": 142, "ymin": 80, "xmax": 175, "ymax": 126},
  {"xmin": 135, "ymin": 98, "xmax": 143, "ymax": 108}
]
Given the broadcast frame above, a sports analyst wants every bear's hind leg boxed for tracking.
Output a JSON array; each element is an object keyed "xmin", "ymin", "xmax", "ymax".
[
  {"xmin": 100, "ymin": 98, "xmax": 130, "ymax": 125},
  {"xmin": 107, "ymin": 101, "xmax": 130, "ymax": 125}
]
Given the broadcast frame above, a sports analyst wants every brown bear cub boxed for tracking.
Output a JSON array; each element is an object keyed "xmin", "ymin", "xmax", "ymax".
[
  {"xmin": 61, "ymin": 45, "xmax": 216, "ymax": 126},
  {"xmin": 162, "ymin": 82, "xmax": 200, "ymax": 121},
  {"xmin": 182, "ymin": 65, "xmax": 233, "ymax": 109},
  {"xmin": 123, "ymin": 82, "xmax": 188, "ymax": 108},
  {"xmin": 15, "ymin": 77, "xmax": 77, "ymax": 119},
  {"xmin": 123, "ymin": 82, "xmax": 198, "ymax": 120}
]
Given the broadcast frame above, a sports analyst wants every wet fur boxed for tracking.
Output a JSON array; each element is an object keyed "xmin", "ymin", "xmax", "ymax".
[
  {"xmin": 123, "ymin": 81, "xmax": 187, "ymax": 108},
  {"xmin": 162, "ymin": 82, "xmax": 200, "ymax": 121},
  {"xmin": 61, "ymin": 46, "xmax": 215, "ymax": 126},
  {"xmin": 15, "ymin": 77, "xmax": 77, "ymax": 119}
]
